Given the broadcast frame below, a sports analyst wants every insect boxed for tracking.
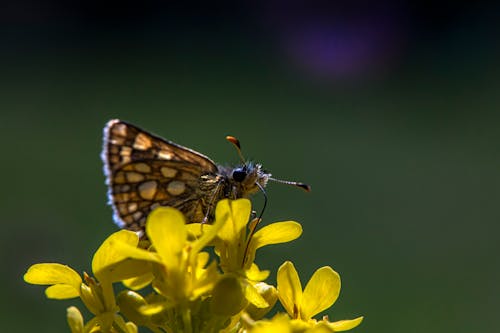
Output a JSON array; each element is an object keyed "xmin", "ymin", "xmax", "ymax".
[{"xmin": 102, "ymin": 119, "xmax": 310, "ymax": 232}]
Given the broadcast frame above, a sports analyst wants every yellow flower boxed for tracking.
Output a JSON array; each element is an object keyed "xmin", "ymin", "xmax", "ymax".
[
  {"xmin": 213, "ymin": 199, "xmax": 303, "ymax": 274},
  {"xmin": 277, "ymin": 261, "xmax": 363, "ymax": 332},
  {"xmin": 24, "ymin": 198, "xmax": 365, "ymax": 333},
  {"xmin": 24, "ymin": 230, "xmax": 145, "ymax": 332},
  {"xmin": 110, "ymin": 206, "xmax": 222, "ymax": 306},
  {"xmin": 206, "ymin": 199, "xmax": 302, "ymax": 315}
]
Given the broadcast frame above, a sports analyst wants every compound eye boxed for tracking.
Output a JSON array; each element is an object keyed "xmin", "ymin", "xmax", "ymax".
[{"xmin": 232, "ymin": 168, "xmax": 247, "ymax": 182}]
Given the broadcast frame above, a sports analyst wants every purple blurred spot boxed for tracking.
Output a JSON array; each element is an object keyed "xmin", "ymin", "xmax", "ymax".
[{"xmin": 261, "ymin": 2, "xmax": 409, "ymax": 80}]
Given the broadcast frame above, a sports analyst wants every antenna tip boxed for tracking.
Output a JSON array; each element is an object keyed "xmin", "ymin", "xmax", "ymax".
[
  {"xmin": 226, "ymin": 135, "xmax": 241, "ymax": 149},
  {"xmin": 297, "ymin": 183, "xmax": 312, "ymax": 192}
]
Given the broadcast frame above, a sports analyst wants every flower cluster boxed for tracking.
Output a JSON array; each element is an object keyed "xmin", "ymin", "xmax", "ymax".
[{"xmin": 24, "ymin": 199, "xmax": 363, "ymax": 333}]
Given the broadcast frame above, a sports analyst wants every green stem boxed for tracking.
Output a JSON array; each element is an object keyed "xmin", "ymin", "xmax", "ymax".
[{"xmin": 181, "ymin": 306, "xmax": 193, "ymax": 333}]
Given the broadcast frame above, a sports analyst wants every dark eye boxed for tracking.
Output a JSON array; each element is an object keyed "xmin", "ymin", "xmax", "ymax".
[{"xmin": 232, "ymin": 167, "xmax": 247, "ymax": 182}]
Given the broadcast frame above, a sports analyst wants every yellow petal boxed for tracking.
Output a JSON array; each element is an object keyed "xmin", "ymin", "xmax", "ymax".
[
  {"xmin": 185, "ymin": 223, "xmax": 212, "ymax": 238},
  {"xmin": 146, "ymin": 207, "xmax": 187, "ymax": 268},
  {"xmin": 139, "ymin": 301, "xmax": 174, "ymax": 315},
  {"xmin": 301, "ymin": 266, "xmax": 340, "ymax": 320},
  {"xmin": 24, "ymin": 263, "xmax": 82, "ymax": 290},
  {"xmin": 251, "ymin": 221, "xmax": 302, "ymax": 250},
  {"xmin": 125, "ymin": 322, "xmax": 138, "ymax": 333},
  {"xmin": 245, "ymin": 282, "xmax": 278, "ymax": 320},
  {"xmin": 92, "ymin": 230, "xmax": 139, "ymax": 275},
  {"xmin": 101, "ymin": 260, "xmax": 153, "ymax": 284},
  {"xmin": 243, "ymin": 222, "xmax": 302, "ymax": 270},
  {"xmin": 327, "ymin": 317, "xmax": 364, "ymax": 331},
  {"xmin": 122, "ymin": 272, "xmax": 154, "ymax": 290},
  {"xmin": 195, "ymin": 251, "xmax": 210, "ymax": 268},
  {"xmin": 215, "ymin": 199, "xmax": 251, "ymax": 242},
  {"xmin": 66, "ymin": 306, "xmax": 84, "ymax": 333},
  {"xmin": 246, "ymin": 263, "xmax": 270, "ymax": 282},
  {"xmin": 45, "ymin": 284, "xmax": 80, "ymax": 299},
  {"xmin": 191, "ymin": 210, "xmax": 228, "ymax": 255},
  {"xmin": 191, "ymin": 257, "xmax": 219, "ymax": 299},
  {"xmin": 245, "ymin": 282, "xmax": 269, "ymax": 308},
  {"xmin": 109, "ymin": 240, "xmax": 161, "ymax": 264},
  {"xmin": 92, "ymin": 230, "xmax": 156, "ymax": 282},
  {"xmin": 277, "ymin": 261, "xmax": 302, "ymax": 318}
]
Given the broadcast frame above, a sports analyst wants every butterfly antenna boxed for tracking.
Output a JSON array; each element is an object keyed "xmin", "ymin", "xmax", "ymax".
[
  {"xmin": 269, "ymin": 177, "xmax": 311, "ymax": 192},
  {"xmin": 226, "ymin": 135, "xmax": 246, "ymax": 165},
  {"xmin": 242, "ymin": 181, "xmax": 268, "ymax": 268}
]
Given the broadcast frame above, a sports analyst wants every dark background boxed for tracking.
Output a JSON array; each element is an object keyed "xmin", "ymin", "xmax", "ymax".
[{"xmin": 3, "ymin": 2, "xmax": 499, "ymax": 332}]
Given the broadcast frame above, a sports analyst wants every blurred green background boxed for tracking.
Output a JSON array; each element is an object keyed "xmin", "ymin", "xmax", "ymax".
[{"xmin": 3, "ymin": 2, "xmax": 499, "ymax": 332}]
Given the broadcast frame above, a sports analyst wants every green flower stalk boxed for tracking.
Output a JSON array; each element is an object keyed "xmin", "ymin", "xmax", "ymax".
[{"xmin": 24, "ymin": 199, "xmax": 363, "ymax": 333}]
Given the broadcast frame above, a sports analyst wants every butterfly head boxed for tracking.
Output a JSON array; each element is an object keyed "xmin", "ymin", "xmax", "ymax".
[
  {"xmin": 225, "ymin": 135, "xmax": 310, "ymax": 194},
  {"xmin": 230, "ymin": 162, "xmax": 270, "ymax": 196}
]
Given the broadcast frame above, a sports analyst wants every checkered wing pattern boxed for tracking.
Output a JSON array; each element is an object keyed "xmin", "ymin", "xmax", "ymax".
[{"xmin": 102, "ymin": 119, "xmax": 220, "ymax": 231}]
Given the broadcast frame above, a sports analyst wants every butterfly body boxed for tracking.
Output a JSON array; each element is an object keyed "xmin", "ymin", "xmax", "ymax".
[{"xmin": 102, "ymin": 119, "xmax": 270, "ymax": 231}]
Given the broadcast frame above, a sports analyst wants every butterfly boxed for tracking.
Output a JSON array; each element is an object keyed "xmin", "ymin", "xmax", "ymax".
[{"xmin": 102, "ymin": 119, "xmax": 310, "ymax": 232}]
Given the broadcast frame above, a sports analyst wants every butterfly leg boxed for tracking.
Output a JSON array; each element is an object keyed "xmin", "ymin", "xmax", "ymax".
[{"xmin": 201, "ymin": 180, "xmax": 224, "ymax": 224}]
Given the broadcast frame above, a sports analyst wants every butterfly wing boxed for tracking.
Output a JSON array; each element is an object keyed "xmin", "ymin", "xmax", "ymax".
[{"xmin": 102, "ymin": 119, "xmax": 219, "ymax": 231}]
